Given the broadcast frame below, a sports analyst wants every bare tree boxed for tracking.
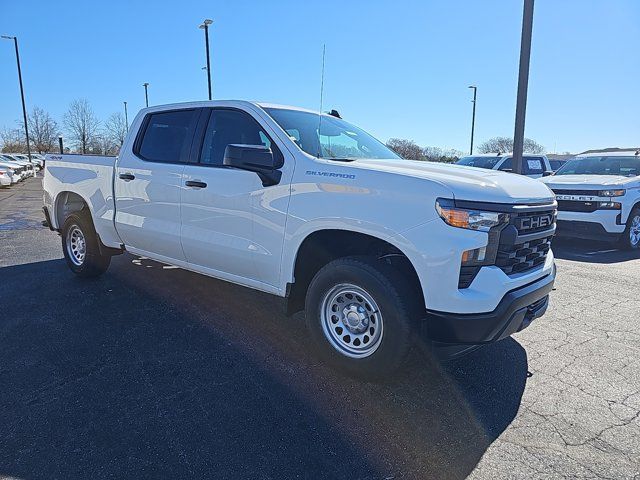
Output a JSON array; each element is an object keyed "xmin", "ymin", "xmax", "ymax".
[
  {"xmin": 478, "ymin": 136, "xmax": 545, "ymax": 154},
  {"xmin": 0, "ymin": 127, "xmax": 27, "ymax": 153},
  {"xmin": 104, "ymin": 112, "xmax": 127, "ymax": 152},
  {"xmin": 386, "ymin": 138, "xmax": 425, "ymax": 160},
  {"xmin": 26, "ymin": 106, "xmax": 59, "ymax": 153},
  {"xmin": 422, "ymin": 146, "xmax": 464, "ymax": 163},
  {"xmin": 94, "ymin": 134, "xmax": 119, "ymax": 156},
  {"xmin": 63, "ymin": 99, "xmax": 100, "ymax": 153}
]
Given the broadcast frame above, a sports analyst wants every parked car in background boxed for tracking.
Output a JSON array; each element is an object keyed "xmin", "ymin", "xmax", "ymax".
[
  {"xmin": 0, "ymin": 168, "xmax": 12, "ymax": 187},
  {"xmin": 44, "ymin": 100, "xmax": 557, "ymax": 378},
  {"xmin": 456, "ymin": 153, "xmax": 553, "ymax": 178},
  {"xmin": 30, "ymin": 153, "xmax": 46, "ymax": 168},
  {"xmin": 541, "ymin": 151, "xmax": 640, "ymax": 249},
  {"xmin": 3, "ymin": 154, "xmax": 36, "ymax": 177},
  {"xmin": 0, "ymin": 156, "xmax": 25, "ymax": 182},
  {"xmin": 10, "ymin": 154, "xmax": 40, "ymax": 172}
]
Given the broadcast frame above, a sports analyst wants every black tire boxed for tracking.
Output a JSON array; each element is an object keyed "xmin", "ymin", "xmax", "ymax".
[
  {"xmin": 61, "ymin": 210, "xmax": 111, "ymax": 277},
  {"xmin": 304, "ymin": 256, "xmax": 416, "ymax": 380},
  {"xmin": 619, "ymin": 208, "xmax": 640, "ymax": 251}
]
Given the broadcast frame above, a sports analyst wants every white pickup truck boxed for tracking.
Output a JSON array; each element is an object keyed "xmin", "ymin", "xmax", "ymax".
[
  {"xmin": 541, "ymin": 151, "xmax": 640, "ymax": 249},
  {"xmin": 44, "ymin": 100, "xmax": 557, "ymax": 378}
]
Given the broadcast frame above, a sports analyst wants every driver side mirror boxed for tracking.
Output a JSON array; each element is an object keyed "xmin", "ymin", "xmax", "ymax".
[
  {"xmin": 542, "ymin": 170, "xmax": 553, "ymax": 177},
  {"xmin": 223, "ymin": 144, "xmax": 282, "ymax": 186}
]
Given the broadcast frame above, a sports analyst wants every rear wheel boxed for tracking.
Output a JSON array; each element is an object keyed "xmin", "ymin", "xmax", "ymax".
[
  {"xmin": 620, "ymin": 209, "xmax": 640, "ymax": 250},
  {"xmin": 304, "ymin": 256, "xmax": 416, "ymax": 380},
  {"xmin": 61, "ymin": 211, "xmax": 111, "ymax": 277}
]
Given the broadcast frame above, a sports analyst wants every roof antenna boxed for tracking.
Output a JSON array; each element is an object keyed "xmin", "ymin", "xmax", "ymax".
[{"xmin": 317, "ymin": 44, "xmax": 326, "ymax": 158}]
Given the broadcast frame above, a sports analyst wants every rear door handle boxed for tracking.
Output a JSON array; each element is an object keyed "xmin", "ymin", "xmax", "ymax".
[
  {"xmin": 185, "ymin": 180, "xmax": 207, "ymax": 188},
  {"xmin": 119, "ymin": 173, "xmax": 135, "ymax": 181}
]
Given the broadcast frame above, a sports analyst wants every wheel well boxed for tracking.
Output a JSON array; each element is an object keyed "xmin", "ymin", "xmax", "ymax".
[
  {"xmin": 286, "ymin": 230, "xmax": 424, "ymax": 316},
  {"xmin": 55, "ymin": 191, "xmax": 89, "ymax": 229}
]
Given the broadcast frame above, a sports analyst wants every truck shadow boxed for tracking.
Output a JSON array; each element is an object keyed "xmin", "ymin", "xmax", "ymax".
[
  {"xmin": 0, "ymin": 256, "xmax": 528, "ymax": 479},
  {"xmin": 552, "ymin": 237, "xmax": 640, "ymax": 264}
]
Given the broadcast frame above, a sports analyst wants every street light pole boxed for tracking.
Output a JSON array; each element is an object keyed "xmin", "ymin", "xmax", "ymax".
[
  {"xmin": 468, "ymin": 85, "xmax": 477, "ymax": 155},
  {"xmin": 2, "ymin": 35, "xmax": 32, "ymax": 160},
  {"xmin": 199, "ymin": 19, "xmax": 213, "ymax": 100},
  {"xmin": 123, "ymin": 101, "xmax": 129, "ymax": 132},
  {"xmin": 513, "ymin": 0, "xmax": 535, "ymax": 175},
  {"xmin": 143, "ymin": 83, "xmax": 149, "ymax": 107}
]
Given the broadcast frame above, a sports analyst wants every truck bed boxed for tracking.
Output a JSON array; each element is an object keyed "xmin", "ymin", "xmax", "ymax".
[{"xmin": 43, "ymin": 153, "xmax": 121, "ymax": 248}]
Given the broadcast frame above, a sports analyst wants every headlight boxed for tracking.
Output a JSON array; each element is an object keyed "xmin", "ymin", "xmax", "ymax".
[
  {"xmin": 598, "ymin": 202, "xmax": 622, "ymax": 210},
  {"xmin": 599, "ymin": 189, "xmax": 625, "ymax": 197},
  {"xmin": 435, "ymin": 198, "xmax": 508, "ymax": 232}
]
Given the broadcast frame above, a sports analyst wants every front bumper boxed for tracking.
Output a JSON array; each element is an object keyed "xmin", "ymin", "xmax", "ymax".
[
  {"xmin": 555, "ymin": 220, "xmax": 622, "ymax": 242},
  {"xmin": 423, "ymin": 266, "xmax": 555, "ymax": 358},
  {"xmin": 556, "ymin": 210, "xmax": 625, "ymax": 236}
]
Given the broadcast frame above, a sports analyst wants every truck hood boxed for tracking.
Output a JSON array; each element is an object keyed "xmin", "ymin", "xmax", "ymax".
[
  {"xmin": 540, "ymin": 174, "xmax": 638, "ymax": 190},
  {"xmin": 351, "ymin": 159, "xmax": 554, "ymax": 204}
]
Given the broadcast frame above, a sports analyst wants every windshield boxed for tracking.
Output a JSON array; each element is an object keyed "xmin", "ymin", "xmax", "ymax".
[
  {"xmin": 456, "ymin": 156, "xmax": 503, "ymax": 169},
  {"xmin": 264, "ymin": 108, "xmax": 400, "ymax": 160},
  {"xmin": 555, "ymin": 156, "xmax": 640, "ymax": 176}
]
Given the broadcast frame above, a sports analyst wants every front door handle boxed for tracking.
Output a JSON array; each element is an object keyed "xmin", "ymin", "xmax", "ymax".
[
  {"xmin": 119, "ymin": 173, "xmax": 135, "ymax": 181},
  {"xmin": 185, "ymin": 180, "xmax": 207, "ymax": 188}
]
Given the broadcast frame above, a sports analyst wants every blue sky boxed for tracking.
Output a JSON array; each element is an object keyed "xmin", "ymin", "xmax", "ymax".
[{"xmin": 1, "ymin": 0, "xmax": 638, "ymax": 153}]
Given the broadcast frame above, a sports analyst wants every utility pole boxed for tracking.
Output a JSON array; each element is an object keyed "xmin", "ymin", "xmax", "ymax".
[
  {"xmin": 199, "ymin": 19, "xmax": 213, "ymax": 100},
  {"xmin": 2, "ymin": 35, "xmax": 32, "ymax": 161},
  {"xmin": 513, "ymin": 0, "xmax": 535, "ymax": 175},
  {"xmin": 123, "ymin": 101, "xmax": 129, "ymax": 132},
  {"xmin": 143, "ymin": 83, "xmax": 149, "ymax": 107},
  {"xmin": 468, "ymin": 85, "xmax": 477, "ymax": 155}
]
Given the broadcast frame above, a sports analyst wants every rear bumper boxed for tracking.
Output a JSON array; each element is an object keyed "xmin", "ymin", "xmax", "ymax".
[
  {"xmin": 555, "ymin": 220, "xmax": 621, "ymax": 242},
  {"xmin": 424, "ymin": 266, "xmax": 555, "ymax": 359}
]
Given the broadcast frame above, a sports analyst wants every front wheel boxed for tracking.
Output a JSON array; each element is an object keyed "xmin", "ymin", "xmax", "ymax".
[
  {"xmin": 61, "ymin": 211, "xmax": 111, "ymax": 277},
  {"xmin": 620, "ymin": 209, "xmax": 640, "ymax": 250},
  {"xmin": 304, "ymin": 256, "xmax": 416, "ymax": 380}
]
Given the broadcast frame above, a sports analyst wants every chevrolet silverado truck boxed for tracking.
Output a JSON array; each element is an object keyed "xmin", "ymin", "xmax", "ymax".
[
  {"xmin": 44, "ymin": 101, "xmax": 557, "ymax": 378},
  {"xmin": 541, "ymin": 151, "xmax": 640, "ymax": 249}
]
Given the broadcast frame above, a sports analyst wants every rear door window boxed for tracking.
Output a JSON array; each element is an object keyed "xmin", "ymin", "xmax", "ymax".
[
  {"xmin": 137, "ymin": 109, "xmax": 199, "ymax": 163},
  {"xmin": 524, "ymin": 156, "xmax": 544, "ymax": 175}
]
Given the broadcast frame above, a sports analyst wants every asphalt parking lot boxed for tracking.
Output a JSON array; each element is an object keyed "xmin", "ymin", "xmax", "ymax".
[{"xmin": 1, "ymin": 177, "xmax": 639, "ymax": 480}]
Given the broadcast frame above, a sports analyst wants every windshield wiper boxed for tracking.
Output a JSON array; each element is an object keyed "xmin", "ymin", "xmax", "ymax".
[{"xmin": 325, "ymin": 157, "xmax": 357, "ymax": 162}]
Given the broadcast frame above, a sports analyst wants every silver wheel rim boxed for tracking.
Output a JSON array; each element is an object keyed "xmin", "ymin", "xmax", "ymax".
[
  {"xmin": 320, "ymin": 283, "xmax": 383, "ymax": 358},
  {"xmin": 66, "ymin": 225, "xmax": 86, "ymax": 266},
  {"xmin": 631, "ymin": 215, "xmax": 640, "ymax": 247}
]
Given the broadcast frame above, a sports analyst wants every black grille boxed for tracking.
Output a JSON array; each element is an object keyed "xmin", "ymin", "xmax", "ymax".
[
  {"xmin": 552, "ymin": 189, "xmax": 600, "ymax": 196},
  {"xmin": 495, "ymin": 207, "xmax": 556, "ymax": 276},
  {"xmin": 496, "ymin": 235, "xmax": 553, "ymax": 275},
  {"xmin": 557, "ymin": 200, "xmax": 599, "ymax": 213}
]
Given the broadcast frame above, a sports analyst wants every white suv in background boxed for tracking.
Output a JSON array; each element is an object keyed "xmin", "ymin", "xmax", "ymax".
[
  {"xmin": 0, "ymin": 168, "xmax": 12, "ymax": 187},
  {"xmin": 457, "ymin": 153, "xmax": 553, "ymax": 178},
  {"xmin": 541, "ymin": 151, "xmax": 640, "ymax": 249}
]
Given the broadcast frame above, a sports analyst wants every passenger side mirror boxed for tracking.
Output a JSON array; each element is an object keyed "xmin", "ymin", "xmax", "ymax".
[
  {"xmin": 223, "ymin": 144, "xmax": 282, "ymax": 186},
  {"xmin": 542, "ymin": 170, "xmax": 553, "ymax": 177}
]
